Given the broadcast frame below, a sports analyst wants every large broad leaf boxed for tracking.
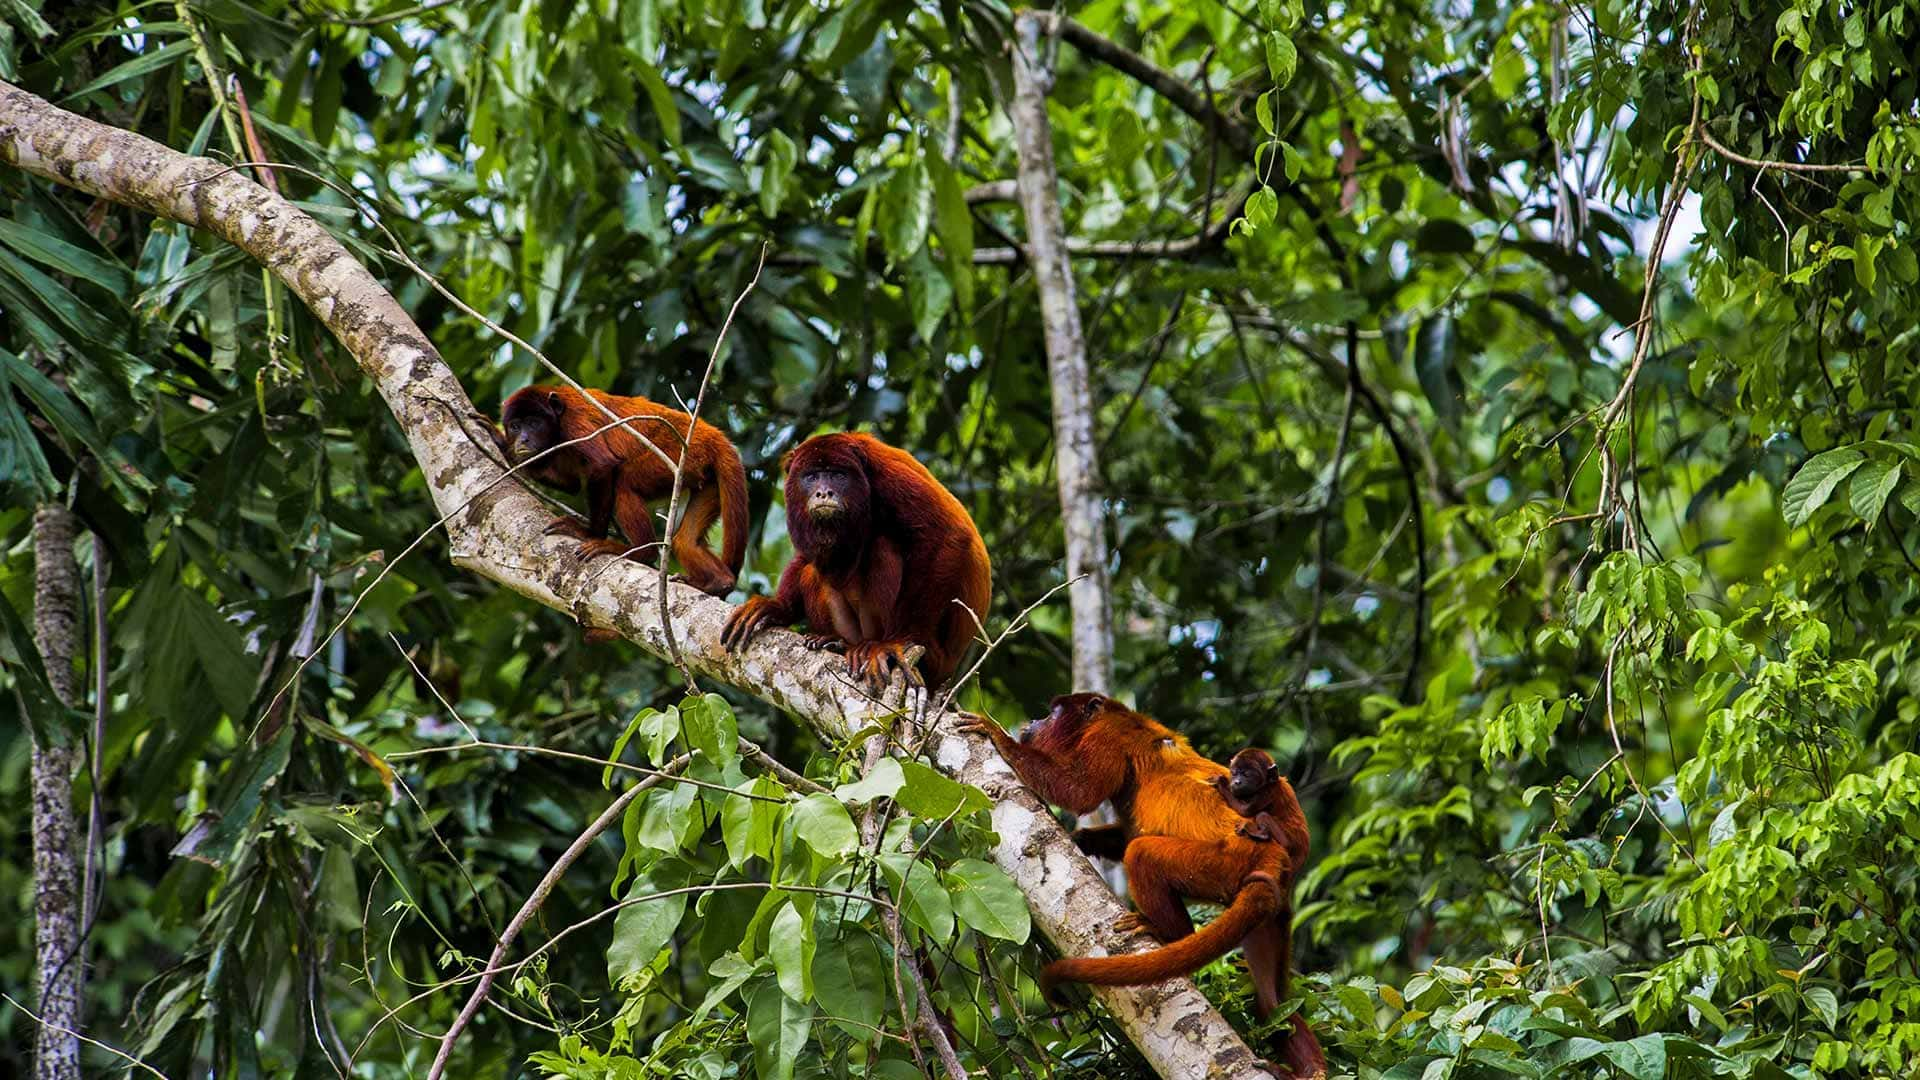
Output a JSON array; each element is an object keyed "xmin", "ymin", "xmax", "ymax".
[
  {"xmin": 810, "ymin": 926, "xmax": 886, "ymax": 1036},
  {"xmin": 768, "ymin": 901, "xmax": 815, "ymax": 1002},
  {"xmin": 1849, "ymin": 460, "xmax": 1900, "ymax": 525},
  {"xmin": 790, "ymin": 793, "xmax": 857, "ymax": 857},
  {"xmin": 607, "ymin": 861, "xmax": 692, "ymax": 986},
  {"xmin": 894, "ymin": 760, "xmax": 990, "ymax": 820},
  {"xmin": 679, "ymin": 693, "xmax": 738, "ymax": 769},
  {"xmin": 888, "ymin": 857, "xmax": 954, "ymax": 944},
  {"xmin": 1414, "ymin": 315, "xmax": 1465, "ymax": 424},
  {"xmin": 721, "ymin": 774, "xmax": 786, "ymax": 867},
  {"xmin": 1781, "ymin": 448, "xmax": 1865, "ymax": 526},
  {"xmin": 1599, "ymin": 1034, "xmax": 1667, "ymax": 1080},
  {"xmin": 879, "ymin": 161, "xmax": 931, "ymax": 264},
  {"xmin": 833, "ymin": 756, "xmax": 904, "ymax": 804},
  {"xmin": 746, "ymin": 978, "xmax": 815, "ymax": 1080},
  {"xmin": 945, "ymin": 859, "xmax": 1030, "ymax": 942},
  {"xmin": 0, "ymin": 218, "xmax": 131, "ymax": 293}
]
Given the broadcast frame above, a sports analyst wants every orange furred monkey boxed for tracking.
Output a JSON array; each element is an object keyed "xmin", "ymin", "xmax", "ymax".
[
  {"xmin": 496, "ymin": 385, "xmax": 748, "ymax": 597},
  {"xmin": 720, "ymin": 432, "xmax": 990, "ymax": 691},
  {"xmin": 958, "ymin": 695, "xmax": 1326, "ymax": 1077}
]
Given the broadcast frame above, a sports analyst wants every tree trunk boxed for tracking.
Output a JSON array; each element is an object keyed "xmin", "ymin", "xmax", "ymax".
[
  {"xmin": 1007, "ymin": 11, "xmax": 1115, "ymax": 697},
  {"xmin": 0, "ymin": 79, "xmax": 1276, "ymax": 1080},
  {"xmin": 1005, "ymin": 10, "xmax": 1131, "ymax": 894},
  {"xmin": 30, "ymin": 505, "xmax": 83, "ymax": 1080}
]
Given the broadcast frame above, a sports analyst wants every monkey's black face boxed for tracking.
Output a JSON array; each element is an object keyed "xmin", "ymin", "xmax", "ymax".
[
  {"xmin": 501, "ymin": 390, "xmax": 565, "ymax": 463},
  {"xmin": 504, "ymin": 414, "xmax": 559, "ymax": 463},
  {"xmin": 795, "ymin": 461, "xmax": 869, "ymax": 527},
  {"xmin": 1228, "ymin": 752, "xmax": 1278, "ymax": 801}
]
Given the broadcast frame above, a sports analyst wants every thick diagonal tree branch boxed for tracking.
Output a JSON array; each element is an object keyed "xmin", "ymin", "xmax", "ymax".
[{"xmin": 0, "ymin": 81, "xmax": 1275, "ymax": 1080}]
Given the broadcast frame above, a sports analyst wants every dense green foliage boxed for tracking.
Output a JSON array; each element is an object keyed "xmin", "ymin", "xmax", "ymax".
[{"xmin": 4, "ymin": 0, "xmax": 1920, "ymax": 1076}]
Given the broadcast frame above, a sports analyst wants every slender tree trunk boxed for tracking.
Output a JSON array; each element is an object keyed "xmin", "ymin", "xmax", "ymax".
[
  {"xmin": 1006, "ymin": 12, "xmax": 1129, "ymax": 891},
  {"xmin": 30, "ymin": 505, "xmax": 83, "ymax": 1080},
  {"xmin": 1008, "ymin": 11, "xmax": 1114, "ymax": 697}
]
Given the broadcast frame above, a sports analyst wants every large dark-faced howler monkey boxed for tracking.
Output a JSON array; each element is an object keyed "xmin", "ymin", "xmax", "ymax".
[
  {"xmin": 720, "ymin": 432, "xmax": 990, "ymax": 692},
  {"xmin": 496, "ymin": 385, "xmax": 748, "ymax": 597}
]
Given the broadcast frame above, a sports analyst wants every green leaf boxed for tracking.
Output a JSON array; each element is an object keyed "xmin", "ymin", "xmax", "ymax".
[
  {"xmin": 1417, "ymin": 220, "xmax": 1477, "ymax": 254},
  {"xmin": 687, "ymin": 953, "xmax": 760, "ymax": 1026},
  {"xmin": 759, "ymin": 130, "xmax": 798, "ymax": 218},
  {"xmin": 895, "ymin": 760, "xmax": 990, "ymax": 820},
  {"xmin": 1256, "ymin": 90, "xmax": 1276, "ymax": 135},
  {"xmin": 834, "ymin": 757, "xmax": 904, "ymax": 804},
  {"xmin": 889, "ymin": 858, "xmax": 954, "ymax": 943},
  {"xmin": 810, "ymin": 929, "xmax": 886, "ymax": 1035},
  {"xmin": 768, "ymin": 902, "xmax": 815, "ymax": 1001},
  {"xmin": 880, "ymin": 160, "xmax": 931, "ymax": 264},
  {"xmin": 926, "ymin": 152, "xmax": 974, "ymax": 314},
  {"xmin": 1281, "ymin": 142, "xmax": 1305, "ymax": 183},
  {"xmin": 747, "ymin": 978, "xmax": 814, "ymax": 1080},
  {"xmin": 0, "ymin": 219, "xmax": 130, "ymax": 294},
  {"xmin": 721, "ymin": 774, "xmax": 786, "ymax": 867},
  {"xmin": 679, "ymin": 693, "xmax": 738, "ymax": 769},
  {"xmin": 1490, "ymin": 48, "xmax": 1527, "ymax": 98},
  {"xmin": 59, "ymin": 40, "xmax": 193, "ymax": 102},
  {"xmin": 945, "ymin": 859, "xmax": 1030, "ymax": 942},
  {"xmin": 635, "ymin": 705, "xmax": 682, "ymax": 764},
  {"xmin": 0, "ymin": 590, "xmax": 77, "ymax": 748},
  {"xmin": 791, "ymin": 793, "xmax": 858, "ymax": 857},
  {"xmin": 1804, "ymin": 985, "xmax": 1840, "ymax": 1030},
  {"xmin": 1849, "ymin": 460, "xmax": 1900, "ymax": 525},
  {"xmin": 1599, "ymin": 1035, "xmax": 1666, "ymax": 1080},
  {"xmin": 1414, "ymin": 315, "xmax": 1465, "ymax": 424},
  {"xmin": 607, "ymin": 862, "xmax": 691, "ymax": 986},
  {"xmin": 1782, "ymin": 448, "xmax": 1865, "ymax": 526},
  {"xmin": 632, "ymin": 57, "xmax": 684, "ymax": 149},
  {"xmin": 906, "ymin": 247, "xmax": 953, "ymax": 342},
  {"xmin": 1242, "ymin": 185, "xmax": 1279, "ymax": 232},
  {"xmin": 1265, "ymin": 32, "xmax": 1298, "ymax": 88}
]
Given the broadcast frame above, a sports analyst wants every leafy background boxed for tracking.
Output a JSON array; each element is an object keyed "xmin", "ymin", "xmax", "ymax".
[{"xmin": 3, "ymin": 0, "xmax": 1919, "ymax": 1076}]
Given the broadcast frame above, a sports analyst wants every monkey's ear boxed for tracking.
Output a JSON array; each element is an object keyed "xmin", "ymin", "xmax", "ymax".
[
  {"xmin": 778, "ymin": 447, "xmax": 797, "ymax": 473},
  {"xmin": 543, "ymin": 390, "xmax": 564, "ymax": 415}
]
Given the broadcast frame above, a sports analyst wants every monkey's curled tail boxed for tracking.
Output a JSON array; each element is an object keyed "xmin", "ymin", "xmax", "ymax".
[
  {"xmin": 1039, "ymin": 880, "xmax": 1278, "ymax": 995},
  {"xmin": 716, "ymin": 439, "xmax": 749, "ymax": 577}
]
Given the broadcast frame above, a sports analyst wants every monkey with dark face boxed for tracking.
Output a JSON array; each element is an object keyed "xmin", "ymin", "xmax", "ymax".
[
  {"xmin": 494, "ymin": 385, "xmax": 747, "ymax": 598},
  {"xmin": 1212, "ymin": 747, "xmax": 1310, "ymax": 885},
  {"xmin": 720, "ymin": 432, "xmax": 990, "ymax": 691}
]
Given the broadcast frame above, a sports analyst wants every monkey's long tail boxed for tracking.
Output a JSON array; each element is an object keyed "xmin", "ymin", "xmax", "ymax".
[
  {"xmin": 716, "ymin": 440, "xmax": 749, "ymax": 576},
  {"xmin": 1039, "ymin": 880, "xmax": 1278, "ymax": 995}
]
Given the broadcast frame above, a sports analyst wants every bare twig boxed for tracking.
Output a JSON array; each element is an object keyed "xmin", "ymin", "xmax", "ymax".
[
  {"xmin": 1, "ymin": 991, "xmax": 169, "ymax": 1079},
  {"xmin": 1697, "ymin": 126, "xmax": 1871, "ymax": 175},
  {"xmin": 427, "ymin": 753, "xmax": 694, "ymax": 1079},
  {"xmin": 658, "ymin": 244, "xmax": 768, "ymax": 685}
]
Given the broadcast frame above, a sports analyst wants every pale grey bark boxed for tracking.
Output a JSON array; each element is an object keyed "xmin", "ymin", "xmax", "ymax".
[
  {"xmin": 1007, "ymin": 11, "xmax": 1115, "ymax": 697},
  {"xmin": 0, "ymin": 79, "xmax": 1273, "ymax": 1080},
  {"xmin": 30, "ymin": 505, "xmax": 83, "ymax": 1080}
]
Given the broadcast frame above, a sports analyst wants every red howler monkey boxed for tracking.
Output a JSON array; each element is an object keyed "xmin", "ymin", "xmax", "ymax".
[
  {"xmin": 496, "ymin": 385, "xmax": 748, "ymax": 597},
  {"xmin": 719, "ymin": 432, "xmax": 990, "ymax": 692},
  {"xmin": 1215, "ymin": 747, "xmax": 1311, "ymax": 883},
  {"xmin": 958, "ymin": 695, "xmax": 1326, "ymax": 1078}
]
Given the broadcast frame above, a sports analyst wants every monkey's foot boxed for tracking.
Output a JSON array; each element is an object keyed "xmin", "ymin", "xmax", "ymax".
[
  {"xmin": 802, "ymin": 633, "xmax": 847, "ymax": 653},
  {"xmin": 1237, "ymin": 822, "xmax": 1277, "ymax": 842},
  {"xmin": 720, "ymin": 597, "xmax": 780, "ymax": 653},
  {"xmin": 1112, "ymin": 912, "xmax": 1172, "ymax": 942},
  {"xmin": 846, "ymin": 641, "xmax": 924, "ymax": 692},
  {"xmin": 573, "ymin": 537, "xmax": 634, "ymax": 561},
  {"xmin": 544, "ymin": 516, "xmax": 594, "ymax": 540}
]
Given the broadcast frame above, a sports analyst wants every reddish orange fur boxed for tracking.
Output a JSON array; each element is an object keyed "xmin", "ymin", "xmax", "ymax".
[
  {"xmin": 496, "ymin": 385, "xmax": 748, "ymax": 597},
  {"xmin": 958, "ymin": 695, "xmax": 1326, "ymax": 1077},
  {"xmin": 1214, "ymin": 747, "xmax": 1311, "ymax": 879},
  {"xmin": 720, "ymin": 432, "xmax": 990, "ymax": 691}
]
